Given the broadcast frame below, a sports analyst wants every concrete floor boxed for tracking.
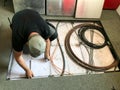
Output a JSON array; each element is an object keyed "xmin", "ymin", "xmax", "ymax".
[{"xmin": 0, "ymin": 1, "xmax": 120, "ymax": 90}]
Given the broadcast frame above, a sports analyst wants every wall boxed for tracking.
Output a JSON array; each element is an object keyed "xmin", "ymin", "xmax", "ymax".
[
  {"xmin": 75, "ymin": 0, "xmax": 105, "ymax": 18},
  {"xmin": 103, "ymin": 0, "xmax": 120, "ymax": 9},
  {"xmin": 116, "ymin": 5, "xmax": 120, "ymax": 16}
]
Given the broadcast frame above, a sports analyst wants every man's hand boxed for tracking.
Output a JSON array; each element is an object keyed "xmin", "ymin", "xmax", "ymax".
[
  {"xmin": 44, "ymin": 55, "xmax": 53, "ymax": 61},
  {"xmin": 13, "ymin": 50, "xmax": 34, "ymax": 79},
  {"xmin": 26, "ymin": 69, "xmax": 34, "ymax": 79}
]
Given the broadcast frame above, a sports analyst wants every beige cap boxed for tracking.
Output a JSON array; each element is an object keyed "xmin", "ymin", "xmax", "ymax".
[{"xmin": 28, "ymin": 34, "xmax": 46, "ymax": 57}]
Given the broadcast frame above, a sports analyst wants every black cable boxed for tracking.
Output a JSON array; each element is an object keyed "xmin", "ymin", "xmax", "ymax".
[
  {"xmin": 65, "ymin": 24, "xmax": 118, "ymax": 71},
  {"xmin": 47, "ymin": 21, "xmax": 65, "ymax": 76},
  {"xmin": 78, "ymin": 25, "xmax": 107, "ymax": 49},
  {"xmin": 56, "ymin": 22, "xmax": 66, "ymax": 76}
]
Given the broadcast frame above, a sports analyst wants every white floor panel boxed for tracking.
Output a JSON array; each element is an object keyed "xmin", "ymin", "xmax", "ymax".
[{"xmin": 7, "ymin": 21, "xmax": 118, "ymax": 80}]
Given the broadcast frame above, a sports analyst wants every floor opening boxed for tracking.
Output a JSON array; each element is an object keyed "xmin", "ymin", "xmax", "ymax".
[{"xmin": 7, "ymin": 20, "xmax": 119, "ymax": 80}]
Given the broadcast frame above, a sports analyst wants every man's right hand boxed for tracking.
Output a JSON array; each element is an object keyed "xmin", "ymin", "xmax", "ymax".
[{"xmin": 26, "ymin": 69, "xmax": 34, "ymax": 79}]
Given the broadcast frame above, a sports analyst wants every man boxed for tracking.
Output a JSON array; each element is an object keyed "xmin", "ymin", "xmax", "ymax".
[{"xmin": 10, "ymin": 9, "xmax": 58, "ymax": 78}]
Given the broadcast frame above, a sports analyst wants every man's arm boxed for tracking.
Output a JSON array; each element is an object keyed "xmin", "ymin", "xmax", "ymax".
[
  {"xmin": 13, "ymin": 49, "xmax": 34, "ymax": 78},
  {"xmin": 45, "ymin": 38, "xmax": 51, "ymax": 60}
]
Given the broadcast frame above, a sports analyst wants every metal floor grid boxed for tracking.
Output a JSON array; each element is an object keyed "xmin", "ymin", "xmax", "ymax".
[{"xmin": 7, "ymin": 20, "xmax": 119, "ymax": 80}]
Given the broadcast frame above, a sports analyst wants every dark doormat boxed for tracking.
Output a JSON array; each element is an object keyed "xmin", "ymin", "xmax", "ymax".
[{"xmin": 7, "ymin": 20, "xmax": 120, "ymax": 80}]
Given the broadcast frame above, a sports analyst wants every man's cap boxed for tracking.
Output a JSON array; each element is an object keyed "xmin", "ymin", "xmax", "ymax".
[{"xmin": 28, "ymin": 34, "xmax": 46, "ymax": 57}]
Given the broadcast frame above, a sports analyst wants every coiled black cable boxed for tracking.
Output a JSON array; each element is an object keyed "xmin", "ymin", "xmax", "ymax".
[
  {"xmin": 78, "ymin": 24, "xmax": 107, "ymax": 49},
  {"xmin": 65, "ymin": 24, "xmax": 118, "ymax": 71}
]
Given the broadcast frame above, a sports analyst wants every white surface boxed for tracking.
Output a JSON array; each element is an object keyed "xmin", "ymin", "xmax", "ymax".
[
  {"xmin": 116, "ymin": 5, "xmax": 120, "ymax": 16},
  {"xmin": 75, "ymin": 0, "xmax": 105, "ymax": 18},
  {"xmin": 7, "ymin": 21, "xmax": 117, "ymax": 80}
]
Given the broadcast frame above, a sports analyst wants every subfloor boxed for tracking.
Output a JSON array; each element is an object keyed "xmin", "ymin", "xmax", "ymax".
[{"xmin": 0, "ymin": 1, "xmax": 120, "ymax": 90}]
